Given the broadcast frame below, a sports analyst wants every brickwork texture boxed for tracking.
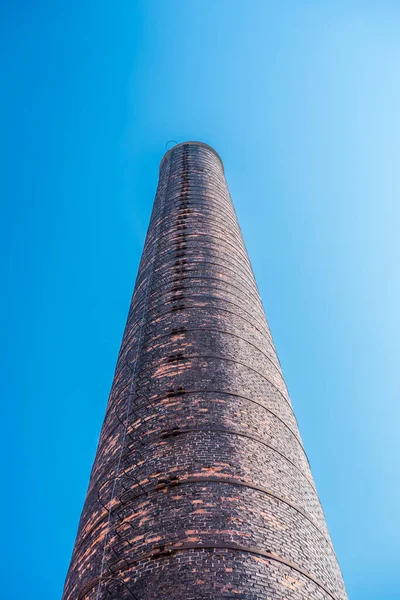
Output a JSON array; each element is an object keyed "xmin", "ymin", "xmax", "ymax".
[{"xmin": 62, "ymin": 142, "xmax": 348, "ymax": 600}]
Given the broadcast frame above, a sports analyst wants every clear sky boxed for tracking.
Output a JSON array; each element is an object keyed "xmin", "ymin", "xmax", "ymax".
[{"xmin": 1, "ymin": 1, "xmax": 399, "ymax": 598}]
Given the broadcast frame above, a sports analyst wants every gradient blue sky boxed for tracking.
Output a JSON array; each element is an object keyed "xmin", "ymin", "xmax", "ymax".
[{"xmin": 1, "ymin": 2, "xmax": 399, "ymax": 598}]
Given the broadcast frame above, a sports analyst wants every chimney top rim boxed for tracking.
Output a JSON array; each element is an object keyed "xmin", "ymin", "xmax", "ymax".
[{"xmin": 160, "ymin": 141, "xmax": 224, "ymax": 173}]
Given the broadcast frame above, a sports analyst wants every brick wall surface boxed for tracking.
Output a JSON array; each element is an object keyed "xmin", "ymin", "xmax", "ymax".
[{"xmin": 62, "ymin": 142, "xmax": 348, "ymax": 600}]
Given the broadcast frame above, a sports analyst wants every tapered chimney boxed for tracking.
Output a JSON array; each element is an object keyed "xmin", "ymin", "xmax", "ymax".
[{"xmin": 63, "ymin": 142, "xmax": 347, "ymax": 600}]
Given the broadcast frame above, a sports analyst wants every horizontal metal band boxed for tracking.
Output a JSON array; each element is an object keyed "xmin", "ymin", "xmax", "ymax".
[
  {"xmin": 114, "ymin": 351, "xmax": 293, "ymax": 412},
  {"xmin": 125, "ymin": 282, "xmax": 272, "ymax": 348},
  {"xmin": 137, "ymin": 230, "xmax": 258, "ymax": 286},
  {"xmin": 97, "ymin": 387, "xmax": 303, "ymax": 470},
  {"xmin": 149, "ymin": 242, "xmax": 257, "ymax": 292},
  {"xmin": 79, "ymin": 474, "xmax": 330, "ymax": 554},
  {"xmin": 143, "ymin": 221, "xmax": 250, "ymax": 266},
  {"xmin": 152, "ymin": 212, "xmax": 245, "ymax": 246},
  {"xmin": 148, "ymin": 200, "xmax": 239, "ymax": 236},
  {"xmin": 146, "ymin": 197, "xmax": 240, "ymax": 235},
  {"xmin": 136, "ymin": 292, "xmax": 267, "ymax": 339},
  {"xmin": 127, "ymin": 325, "xmax": 281, "ymax": 385},
  {"xmin": 78, "ymin": 540, "xmax": 338, "ymax": 600},
  {"xmin": 92, "ymin": 416, "xmax": 306, "ymax": 492},
  {"xmin": 158, "ymin": 427, "xmax": 315, "ymax": 490},
  {"xmin": 139, "ymin": 228, "xmax": 252, "ymax": 276},
  {"xmin": 121, "ymin": 285, "xmax": 272, "ymax": 350},
  {"xmin": 175, "ymin": 476, "xmax": 328, "ymax": 540},
  {"xmin": 134, "ymin": 264, "xmax": 264, "ymax": 311},
  {"xmin": 137, "ymin": 256, "xmax": 263, "ymax": 311}
]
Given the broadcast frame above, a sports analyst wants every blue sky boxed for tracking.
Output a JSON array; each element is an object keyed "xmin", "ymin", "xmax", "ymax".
[{"xmin": 1, "ymin": 1, "xmax": 399, "ymax": 598}]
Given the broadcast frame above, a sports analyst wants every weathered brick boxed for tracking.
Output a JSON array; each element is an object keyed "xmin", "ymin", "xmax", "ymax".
[{"xmin": 62, "ymin": 142, "xmax": 348, "ymax": 600}]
